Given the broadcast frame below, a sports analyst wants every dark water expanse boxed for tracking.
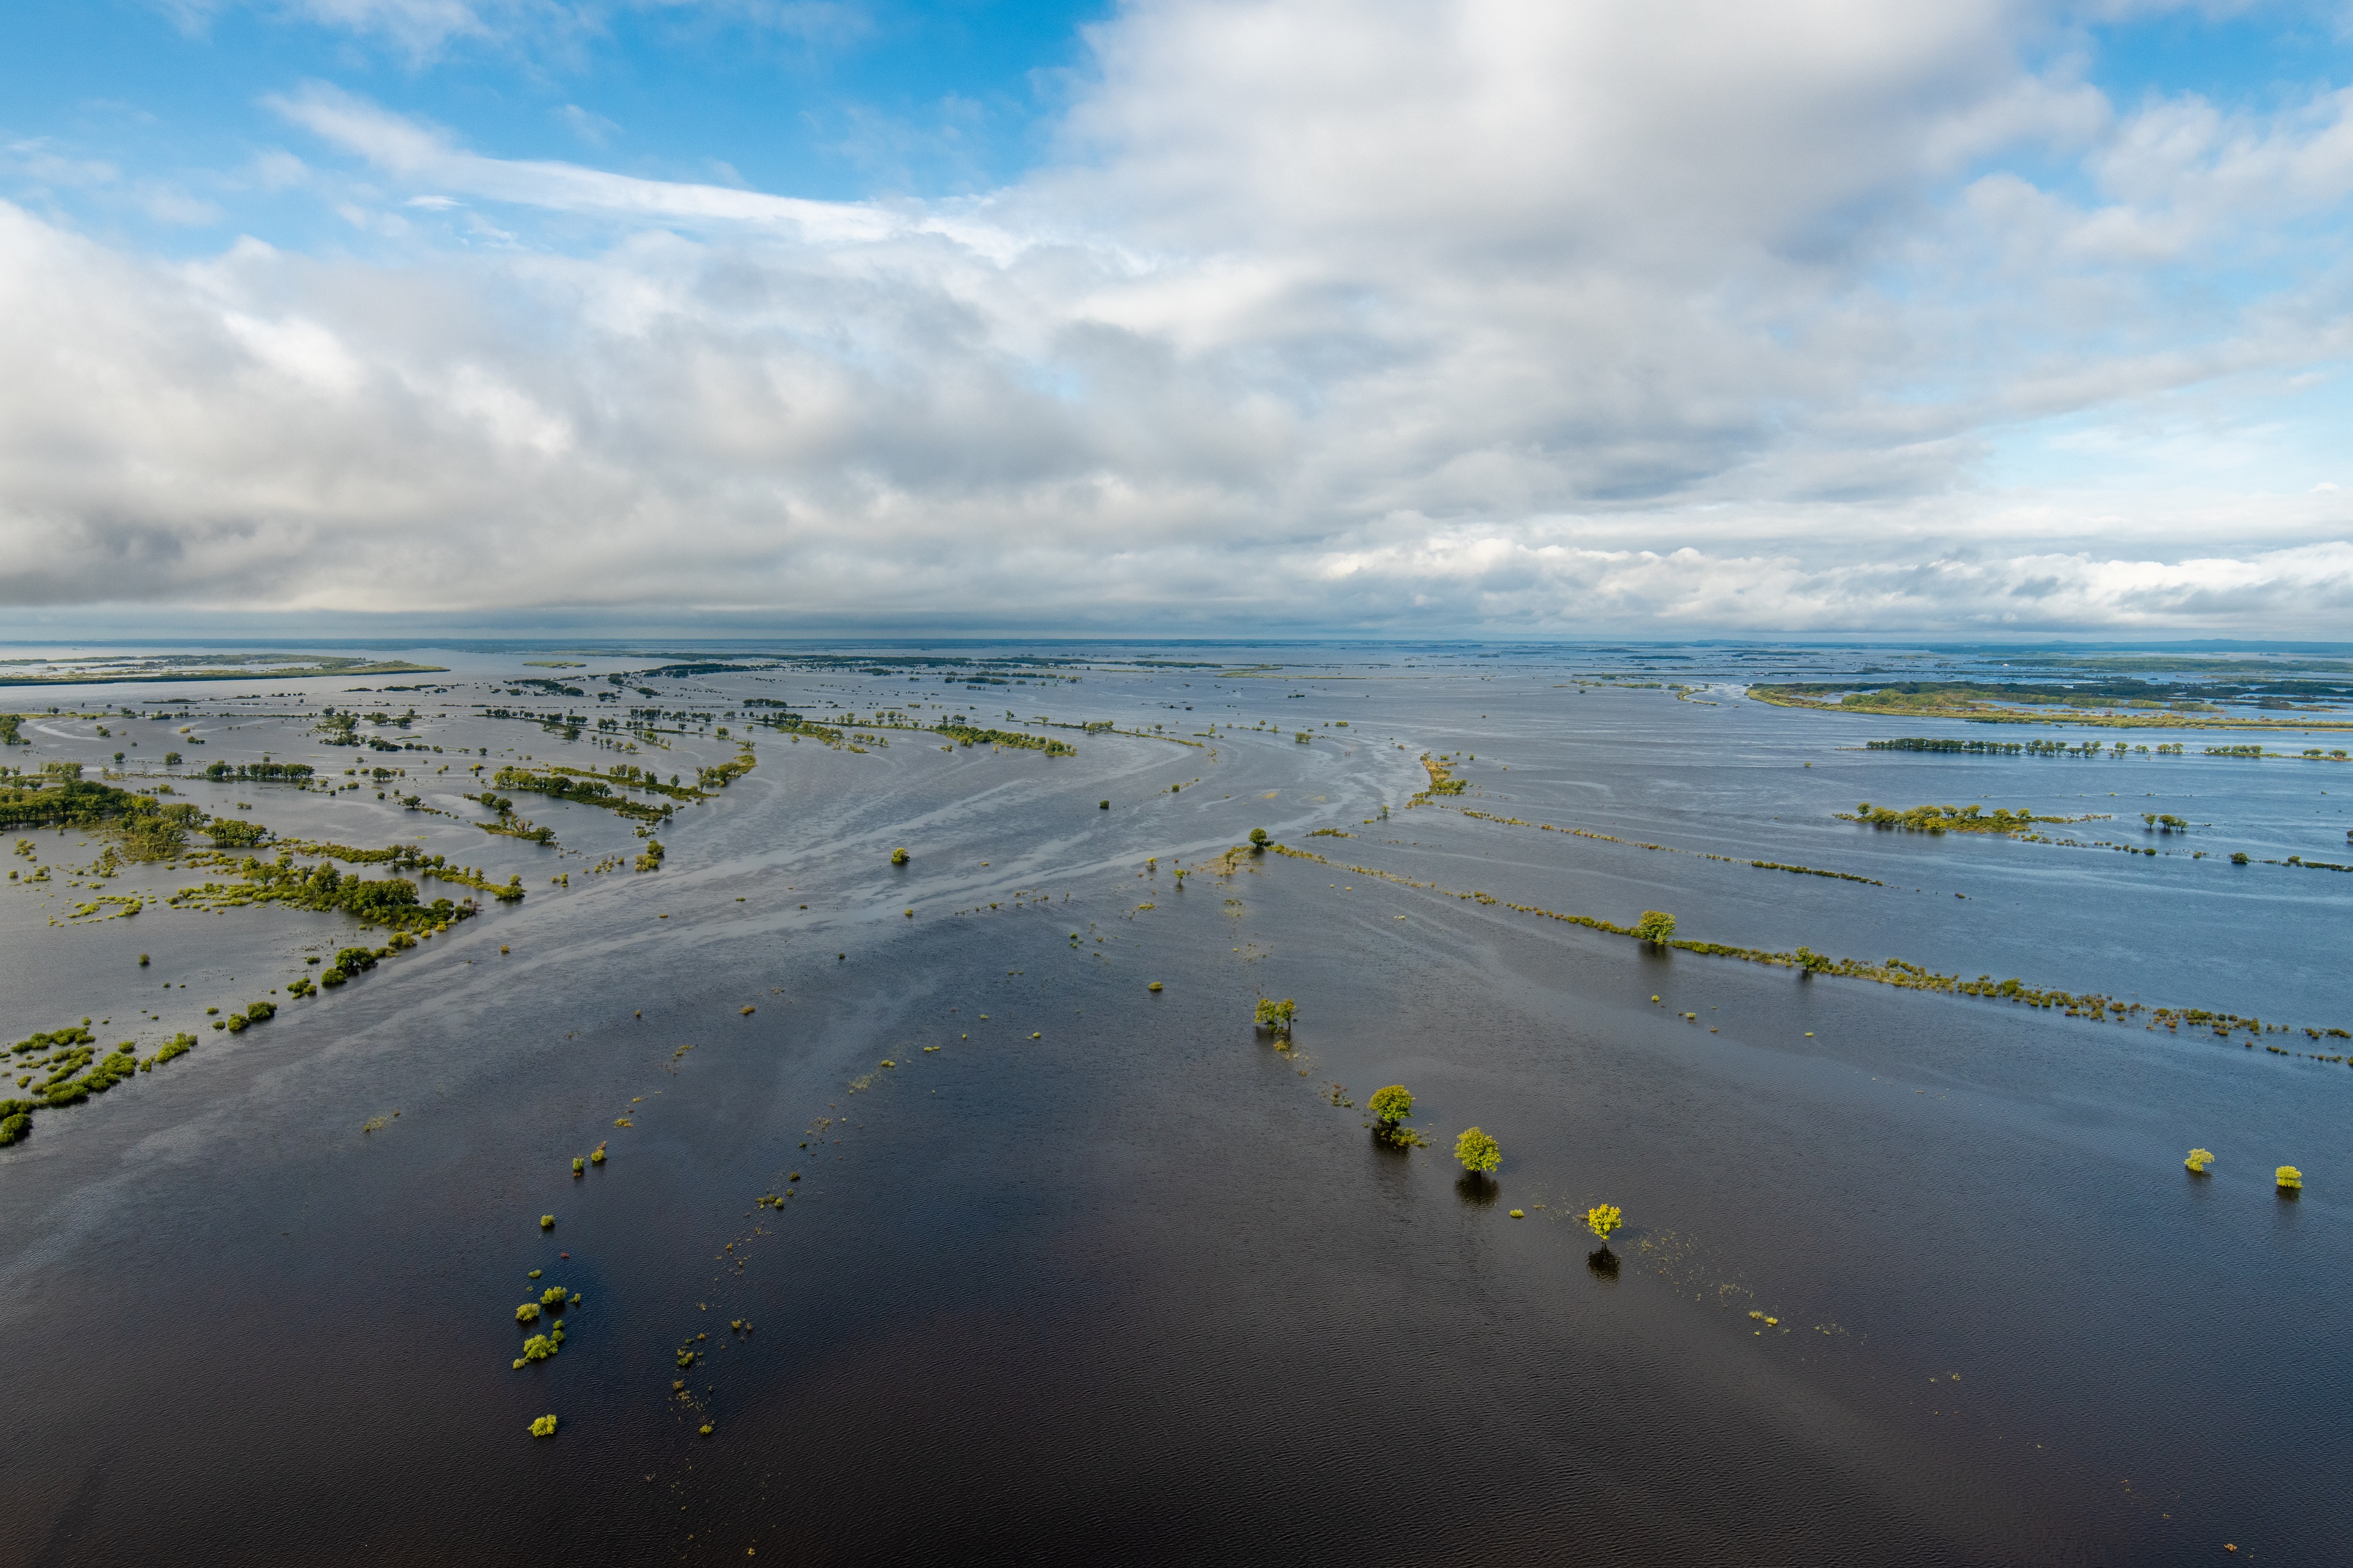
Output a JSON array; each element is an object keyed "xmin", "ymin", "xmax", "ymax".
[{"xmin": 3, "ymin": 641, "xmax": 2350, "ymax": 1564}]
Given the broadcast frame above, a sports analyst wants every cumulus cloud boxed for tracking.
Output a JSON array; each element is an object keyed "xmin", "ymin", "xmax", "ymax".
[{"xmin": 10, "ymin": 0, "xmax": 2353, "ymax": 631}]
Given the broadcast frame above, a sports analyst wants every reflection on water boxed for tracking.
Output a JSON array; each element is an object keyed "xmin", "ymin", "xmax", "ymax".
[{"xmin": 1, "ymin": 641, "xmax": 2348, "ymax": 1564}]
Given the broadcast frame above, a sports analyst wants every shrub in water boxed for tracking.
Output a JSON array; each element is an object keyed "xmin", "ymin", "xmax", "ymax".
[
  {"xmin": 1254, "ymin": 997, "xmax": 1297, "ymax": 1036},
  {"xmin": 2185, "ymin": 1148, "xmax": 2215, "ymax": 1174},
  {"xmin": 1633, "ymin": 909, "xmax": 1676, "ymax": 945},
  {"xmin": 1364, "ymin": 1086, "xmax": 1411, "ymax": 1133},
  {"xmin": 1454, "ymin": 1126, "xmax": 1501, "ymax": 1175},
  {"xmin": 1586, "ymin": 1204, "xmax": 1624, "ymax": 1245},
  {"xmin": 529, "ymin": 1414, "xmax": 557, "ymax": 1437},
  {"xmin": 516, "ymin": 1303, "xmax": 541, "ymax": 1323},
  {"xmin": 2277, "ymin": 1166, "xmax": 2303, "ymax": 1191}
]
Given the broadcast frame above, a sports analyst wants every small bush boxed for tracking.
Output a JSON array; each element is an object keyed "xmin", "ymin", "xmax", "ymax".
[
  {"xmin": 516, "ymin": 1303, "xmax": 541, "ymax": 1323},
  {"xmin": 1454, "ymin": 1126, "xmax": 1500, "ymax": 1175},
  {"xmin": 2277, "ymin": 1166, "xmax": 2304, "ymax": 1191},
  {"xmin": 539, "ymin": 1214, "xmax": 555, "ymax": 1230},
  {"xmin": 541, "ymin": 1285, "xmax": 567, "ymax": 1306},
  {"xmin": 2184, "ymin": 1148, "xmax": 2215, "ymax": 1174},
  {"xmin": 891, "ymin": 846, "xmax": 909, "ymax": 865},
  {"xmin": 529, "ymin": 1414, "xmax": 557, "ymax": 1437}
]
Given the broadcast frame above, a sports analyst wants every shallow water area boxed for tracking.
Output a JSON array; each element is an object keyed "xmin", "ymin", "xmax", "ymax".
[{"xmin": 1, "ymin": 640, "xmax": 2347, "ymax": 1564}]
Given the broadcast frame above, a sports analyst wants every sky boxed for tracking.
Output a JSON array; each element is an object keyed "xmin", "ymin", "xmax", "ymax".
[{"xmin": 2, "ymin": 0, "xmax": 2351, "ymax": 638}]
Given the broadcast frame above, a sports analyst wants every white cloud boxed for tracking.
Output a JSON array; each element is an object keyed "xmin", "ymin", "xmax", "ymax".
[{"xmin": 8, "ymin": 0, "xmax": 2353, "ymax": 631}]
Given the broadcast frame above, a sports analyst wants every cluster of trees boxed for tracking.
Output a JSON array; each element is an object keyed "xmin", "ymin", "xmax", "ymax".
[
  {"xmin": 177, "ymin": 854, "xmax": 468, "ymax": 930},
  {"xmin": 1842, "ymin": 802, "xmax": 2052, "ymax": 835},
  {"xmin": 1362, "ymin": 1077, "xmax": 1627, "ymax": 1250},
  {"xmin": 202, "ymin": 761, "xmax": 315, "ymax": 782},
  {"xmin": 933, "ymin": 723, "xmax": 1076, "ymax": 756}
]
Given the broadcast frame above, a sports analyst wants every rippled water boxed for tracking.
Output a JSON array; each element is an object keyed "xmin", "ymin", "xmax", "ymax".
[{"xmin": 2, "ymin": 643, "xmax": 2346, "ymax": 1564}]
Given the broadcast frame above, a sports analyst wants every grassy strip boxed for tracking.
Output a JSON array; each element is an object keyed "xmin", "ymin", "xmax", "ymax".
[
  {"xmin": 1263, "ymin": 842, "xmax": 2350, "ymax": 1054},
  {"xmin": 0, "ymin": 661, "xmax": 446, "ymax": 688},
  {"xmin": 1457, "ymin": 805, "xmax": 1883, "ymax": 884},
  {"xmin": 1752, "ymin": 685, "xmax": 2353, "ymax": 731}
]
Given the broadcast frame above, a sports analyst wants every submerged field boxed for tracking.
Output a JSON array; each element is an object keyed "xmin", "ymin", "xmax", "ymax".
[{"xmin": 1, "ymin": 639, "xmax": 2349, "ymax": 1564}]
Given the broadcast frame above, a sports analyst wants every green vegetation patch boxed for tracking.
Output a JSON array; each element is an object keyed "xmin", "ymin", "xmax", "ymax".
[
  {"xmin": 933, "ymin": 723, "xmax": 1075, "ymax": 755},
  {"xmin": 1838, "ymin": 802, "xmax": 2082, "ymax": 835}
]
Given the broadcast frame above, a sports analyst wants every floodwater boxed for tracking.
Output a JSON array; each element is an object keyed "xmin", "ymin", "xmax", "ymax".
[{"xmin": 1, "ymin": 642, "xmax": 2348, "ymax": 1565}]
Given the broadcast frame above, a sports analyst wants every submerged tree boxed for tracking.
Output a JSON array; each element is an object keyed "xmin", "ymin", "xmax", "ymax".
[
  {"xmin": 1454, "ymin": 1126, "xmax": 1500, "ymax": 1176},
  {"xmin": 1585, "ymin": 1204, "xmax": 1623, "ymax": 1248},
  {"xmin": 1367, "ymin": 1084, "xmax": 1413, "ymax": 1130},
  {"xmin": 1632, "ymin": 909, "xmax": 1676, "ymax": 945},
  {"xmin": 1254, "ymin": 996, "xmax": 1297, "ymax": 1038},
  {"xmin": 2184, "ymin": 1148, "xmax": 2215, "ymax": 1174}
]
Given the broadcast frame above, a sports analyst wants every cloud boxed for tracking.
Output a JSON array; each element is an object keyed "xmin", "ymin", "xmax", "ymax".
[{"xmin": 7, "ymin": 0, "xmax": 2353, "ymax": 631}]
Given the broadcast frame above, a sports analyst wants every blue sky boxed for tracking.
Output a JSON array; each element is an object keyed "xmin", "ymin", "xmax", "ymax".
[{"xmin": 1, "ymin": 0, "xmax": 2350, "ymax": 634}]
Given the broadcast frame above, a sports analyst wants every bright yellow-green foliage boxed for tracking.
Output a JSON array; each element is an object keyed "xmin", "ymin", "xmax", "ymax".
[
  {"xmin": 1585, "ymin": 1204, "xmax": 1623, "ymax": 1243},
  {"xmin": 1632, "ymin": 909, "xmax": 1676, "ymax": 944},
  {"xmin": 1839, "ymin": 802, "xmax": 2061, "ymax": 835},
  {"xmin": 539, "ymin": 1214, "xmax": 555, "ymax": 1229},
  {"xmin": 891, "ymin": 846, "xmax": 910, "ymax": 865},
  {"xmin": 1454, "ymin": 1126, "xmax": 1500, "ymax": 1174},
  {"xmin": 540, "ymin": 1285, "xmax": 567, "ymax": 1306},
  {"xmin": 529, "ymin": 1414, "xmax": 557, "ymax": 1438},
  {"xmin": 1254, "ymin": 996, "xmax": 1297, "ymax": 1034},
  {"xmin": 2185, "ymin": 1147, "xmax": 2215, "ymax": 1174},
  {"xmin": 1367, "ymin": 1084, "xmax": 1414, "ymax": 1125},
  {"xmin": 516, "ymin": 1303, "xmax": 541, "ymax": 1323},
  {"xmin": 2276, "ymin": 1165, "xmax": 2303, "ymax": 1190}
]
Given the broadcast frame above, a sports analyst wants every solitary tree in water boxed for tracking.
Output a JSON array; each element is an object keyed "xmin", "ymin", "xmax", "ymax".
[
  {"xmin": 1632, "ymin": 909, "xmax": 1676, "ymax": 945},
  {"xmin": 1586, "ymin": 1204, "xmax": 1623, "ymax": 1248},
  {"xmin": 1248, "ymin": 828, "xmax": 1270, "ymax": 851},
  {"xmin": 1368, "ymin": 1084, "xmax": 1414, "ymax": 1140},
  {"xmin": 1254, "ymin": 997, "xmax": 1297, "ymax": 1037},
  {"xmin": 1454, "ymin": 1126, "xmax": 1500, "ymax": 1176}
]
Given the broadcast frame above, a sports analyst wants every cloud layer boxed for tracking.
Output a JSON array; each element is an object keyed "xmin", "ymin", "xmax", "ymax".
[{"xmin": 5, "ymin": 0, "xmax": 2352, "ymax": 632}]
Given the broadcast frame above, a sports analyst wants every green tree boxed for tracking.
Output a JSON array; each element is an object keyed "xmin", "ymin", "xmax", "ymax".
[
  {"xmin": 1454, "ymin": 1126, "xmax": 1500, "ymax": 1175},
  {"xmin": 1247, "ymin": 827, "xmax": 1270, "ymax": 851},
  {"xmin": 1632, "ymin": 909, "xmax": 1676, "ymax": 944},
  {"xmin": 1254, "ymin": 996, "xmax": 1297, "ymax": 1036},
  {"xmin": 891, "ymin": 846, "xmax": 910, "ymax": 865},
  {"xmin": 1367, "ymin": 1084, "xmax": 1414, "ymax": 1129},
  {"xmin": 1585, "ymin": 1204, "xmax": 1623, "ymax": 1246}
]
